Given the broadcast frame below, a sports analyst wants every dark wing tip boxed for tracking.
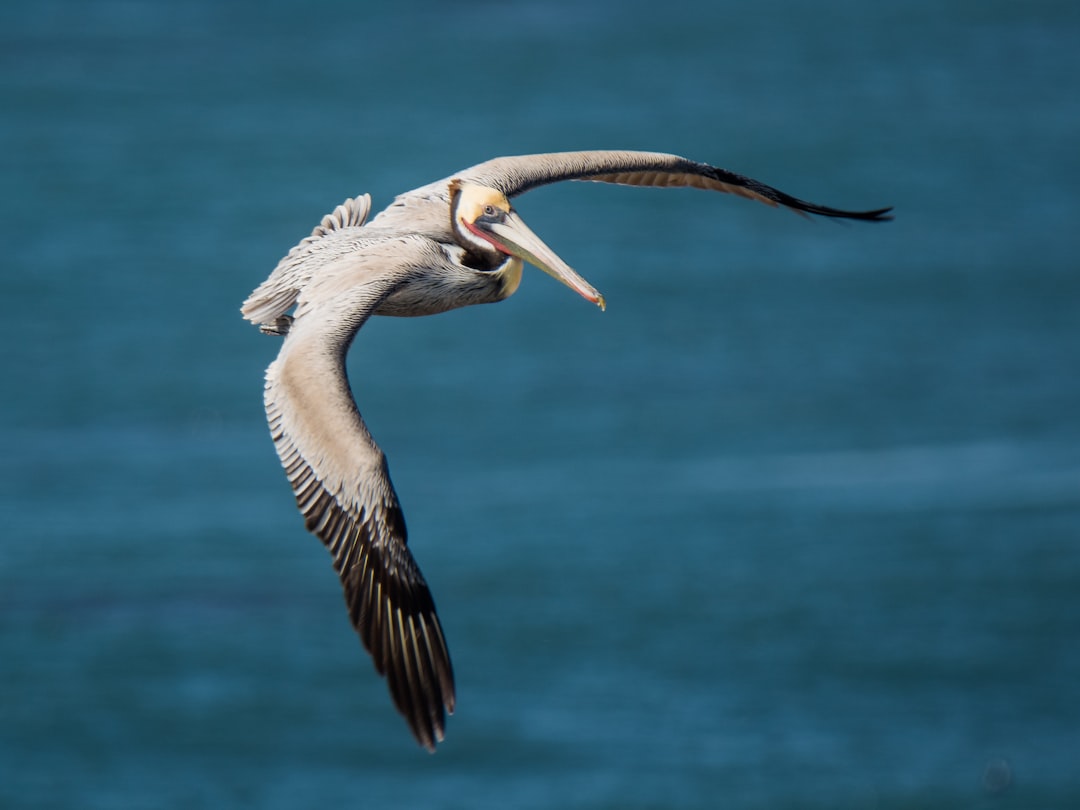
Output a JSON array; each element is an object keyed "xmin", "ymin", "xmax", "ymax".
[
  {"xmin": 285, "ymin": 460, "xmax": 456, "ymax": 750},
  {"xmin": 859, "ymin": 206, "xmax": 894, "ymax": 222},
  {"xmin": 707, "ymin": 165, "xmax": 893, "ymax": 222},
  {"xmin": 337, "ymin": 509, "xmax": 456, "ymax": 751},
  {"xmin": 268, "ymin": 358, "xmax": 456, "ymax": 751},
  {"xmin": 370, "ymin": 580, "xmax": 456, "ymax": 751},
  {"xmin": 795, "ymin": 202, "xmax": 894, "ymax": 221}
]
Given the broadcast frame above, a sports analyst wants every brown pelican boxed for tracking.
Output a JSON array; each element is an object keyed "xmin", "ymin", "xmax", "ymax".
[{"xmin": 241, "ymin": 150, "xmax": 890, "ymax": 750}]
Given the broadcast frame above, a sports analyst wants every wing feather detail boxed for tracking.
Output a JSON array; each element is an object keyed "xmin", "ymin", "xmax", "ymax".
[
  {"xmin": 453, "ymin": 150, "xmax": 892, "ymax": 220},
  {"xmin": 256, "ymin": 247, "xmax": 459, "ymax": 751},
  {"xmin": 265, "ymin": 377, "xmax": 455, "ymax": 751},
  {"xmin": 241, "ymin": 194, "xmax": 373, "ymax": 331}
]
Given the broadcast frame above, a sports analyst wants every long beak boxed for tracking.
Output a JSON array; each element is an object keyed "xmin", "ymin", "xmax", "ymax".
[{"xmin": 485, "ymin": 211, "xmax": 606, "ymax": 311}]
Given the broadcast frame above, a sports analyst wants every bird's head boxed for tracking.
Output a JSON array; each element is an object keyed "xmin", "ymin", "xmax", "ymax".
[{"xmin": 449, "ymin": 179, "xmax": 605, "ymax": 310}]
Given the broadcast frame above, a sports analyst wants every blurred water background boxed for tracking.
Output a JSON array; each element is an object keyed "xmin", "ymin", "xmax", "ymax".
[{"xmin": 2, "ymin": 0, "xmax": 1079, "ymax": 807}]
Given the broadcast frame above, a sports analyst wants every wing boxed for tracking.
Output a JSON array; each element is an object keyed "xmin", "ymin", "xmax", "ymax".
[
  {"xmin": 389, "ymin": 150, "xmax": 891, "ymax": 221},
  {"xmin": 260, "ymin": 238, "xmax": 456, "ymax": 750},
  {"xmin": 241, "ymin": 194, "xmax": 373, "ymax": 332}
]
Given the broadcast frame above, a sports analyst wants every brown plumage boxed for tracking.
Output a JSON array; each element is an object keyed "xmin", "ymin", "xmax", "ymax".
[{"xmin": 241, "ymin": 150, "xmax": 890, "ymax": 751}]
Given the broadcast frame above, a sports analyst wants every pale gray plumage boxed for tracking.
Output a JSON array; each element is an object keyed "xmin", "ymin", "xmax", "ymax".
[
  {"xmin": 242, "ymin": 150, "xmax": 890, "ymax": 751},
  {"xmin": 243, "ymin": 194, "xmax": 373, "ymax": 332}
]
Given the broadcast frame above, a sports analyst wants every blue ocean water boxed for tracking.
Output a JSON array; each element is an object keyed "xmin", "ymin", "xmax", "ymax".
[{"xmin": 2, "ymin": 0, "xmax": 1079, "ymax": 807}]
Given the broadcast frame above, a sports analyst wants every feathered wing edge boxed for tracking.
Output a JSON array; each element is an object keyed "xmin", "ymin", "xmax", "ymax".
[
  {"xmin": 241, "ymin": 193, "xmax": 374, "ymax": 330},
  {"xmin": 264, "ymin": 378, "xmax": 456, "ymax": 750},
  {"xmin": 455, "ymin": 150, "xmax": 893, "ymax": 221},
  {"xmin": 259, "ymin": 247, "xmax": 458, "ymax": 750}
]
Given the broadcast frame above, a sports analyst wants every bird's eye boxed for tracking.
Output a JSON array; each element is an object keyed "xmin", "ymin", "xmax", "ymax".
[{"xmin": 482, "ymin": 204, "xmax": 498, "ymax": 218}]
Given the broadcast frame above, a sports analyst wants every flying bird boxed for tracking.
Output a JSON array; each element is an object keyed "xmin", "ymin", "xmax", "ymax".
[{"xmin": 241, "ymin": 150, "xmax": 891, "ymax": 750}]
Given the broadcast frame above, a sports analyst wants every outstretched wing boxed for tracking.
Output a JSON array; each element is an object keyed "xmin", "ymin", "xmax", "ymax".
[
  {"xmin": 382, "ymin": 150, "xmax": 890, "ymax": 223},
  {"xmin": 459, "ymin": 151, "xmax": 892, "ymax": 219},
  {"xmin": 259, "ymin": 239, "xmax": 457, "ymax": 750}
]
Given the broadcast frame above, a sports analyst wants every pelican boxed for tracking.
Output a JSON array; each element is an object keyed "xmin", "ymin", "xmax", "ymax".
[{"xmin": 241, "ymin": 150, "xmax": 891, "ymax": 750}]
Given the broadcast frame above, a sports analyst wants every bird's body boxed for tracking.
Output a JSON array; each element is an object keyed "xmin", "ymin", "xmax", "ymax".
[{"xmin": 242, "ymin": 150, "xmax": 890, "ymax": 751}]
